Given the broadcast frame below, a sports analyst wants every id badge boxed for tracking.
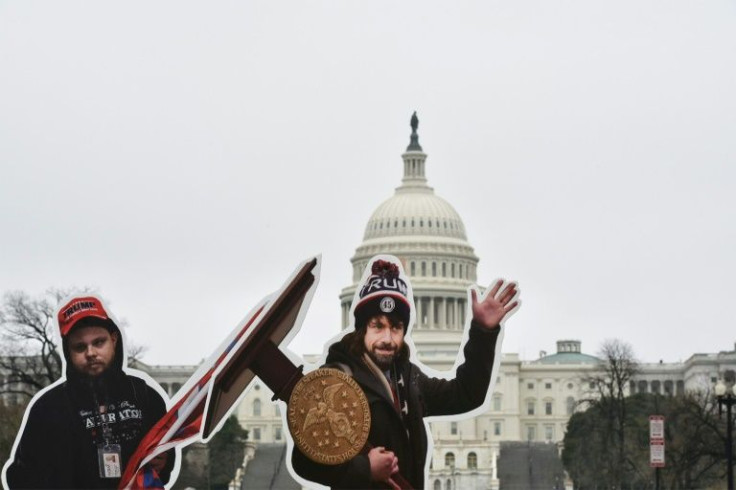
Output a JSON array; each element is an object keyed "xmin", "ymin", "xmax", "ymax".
[{"xmin": 97, "ymin": 444, "xmax": 122, "ymax": 478}]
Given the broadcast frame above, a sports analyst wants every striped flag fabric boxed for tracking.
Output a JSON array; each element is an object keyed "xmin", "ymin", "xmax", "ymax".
[
  {"xmin": 119, "ymin": 256, "xmax": 320, "ymax": 490},
  {"xmin": 119, "ymin": 303, "xmax": 267, "ymax": 489}
]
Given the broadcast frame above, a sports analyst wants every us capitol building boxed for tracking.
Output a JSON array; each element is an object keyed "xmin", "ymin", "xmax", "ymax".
[
  {"xmin": 46, "ymin": 115, "xmax": 733, "ymax": 489},
  {"xmin": 221, "ymin": 116, "xmax": 736, "ymax": 489}
]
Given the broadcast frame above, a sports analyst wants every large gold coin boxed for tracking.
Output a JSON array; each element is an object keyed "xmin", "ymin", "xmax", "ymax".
[{"xmin": 287, "ymin": 368, "xmax": 370, "ymax": 465}]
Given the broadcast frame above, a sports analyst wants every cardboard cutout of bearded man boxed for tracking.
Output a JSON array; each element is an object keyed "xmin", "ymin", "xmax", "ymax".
[{"xmin": 288, "ymin": 254, "xmax": 519, "ymax": 489}]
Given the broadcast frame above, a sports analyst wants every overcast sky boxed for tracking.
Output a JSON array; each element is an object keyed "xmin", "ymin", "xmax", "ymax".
[{"xmin": 1, "ymin": 1, "xmax": 735, "ymax": 368}]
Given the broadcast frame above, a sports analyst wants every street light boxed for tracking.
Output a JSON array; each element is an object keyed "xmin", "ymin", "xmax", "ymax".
[{"xmin": 715, "ymin": 376, "xmax": 736, "ymax": 490}]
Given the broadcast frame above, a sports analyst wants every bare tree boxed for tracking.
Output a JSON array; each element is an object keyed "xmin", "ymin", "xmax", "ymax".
[
  {"xmin": 0, "ymin": 287, "xmax": 91, "ymax": 397},
  {"xmin": 582, "ymin": 339, "xmax": 639, "ymax": 488},
  {"xmin": 593, "ymin": 339, "xmax": 638, "ymax": 398},
  {"xmin": 126, "ymin": 340, "xmax": 149, "ymax": 366},
  {"xmin": 661, "ymin": 390, "xmax": 726, "ymax": 489},
  {"xmin": 565, "ymin": 388, "xmax": 728, "ymax": 489}
]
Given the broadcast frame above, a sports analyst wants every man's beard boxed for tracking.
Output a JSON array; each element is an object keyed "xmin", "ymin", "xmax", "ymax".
[{"xmin": 368, "ymin": 343, "xmax": 397, "ymax": 370}]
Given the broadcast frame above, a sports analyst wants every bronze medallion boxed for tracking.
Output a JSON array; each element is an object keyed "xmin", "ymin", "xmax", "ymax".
[{"xmin": 287, "ymin": 367, "xmax": 370, "ymax": 465}]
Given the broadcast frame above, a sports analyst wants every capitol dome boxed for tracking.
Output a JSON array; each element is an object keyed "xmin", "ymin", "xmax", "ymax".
[
  {"xmin": 363, "ymin": 189, "xmax": 468, "ymax": 241},
  {"xmin": 340, "ymin": 113, "xmax": 480, "ymax": 369}
]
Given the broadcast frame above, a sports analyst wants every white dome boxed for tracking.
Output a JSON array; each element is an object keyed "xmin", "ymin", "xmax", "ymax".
[{"xmin": 363, "ymin": 187, "xmax": 468, "ymax": 241}]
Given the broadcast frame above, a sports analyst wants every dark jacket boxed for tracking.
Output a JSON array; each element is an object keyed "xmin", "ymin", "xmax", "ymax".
[
  {"xmin": 5, "ymin": 324, "xmax": 173, "ymax": 489},
  {"xmin": 292, "ymin": 322, "xmax": 500, "ymax": 489}
]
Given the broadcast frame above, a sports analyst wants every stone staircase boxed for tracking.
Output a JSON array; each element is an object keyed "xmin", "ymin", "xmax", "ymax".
[
  {"xmin": 498, "ymin": 441, "xmax": 565, "ymax": 490},
  {"xmin": 238, "ymin": 443, "xmax": 301, "ymax": 490}
]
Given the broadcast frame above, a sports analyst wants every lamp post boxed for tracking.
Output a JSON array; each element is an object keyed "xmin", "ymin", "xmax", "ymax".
[{"xmin": 715, "ymin": 376, "xmax": 736, "ymax": 490}]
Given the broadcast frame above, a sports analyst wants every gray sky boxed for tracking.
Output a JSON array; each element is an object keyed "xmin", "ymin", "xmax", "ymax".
[{"xmin": 1, "ymin": 1, "xmax": 735, "ymax": 367}]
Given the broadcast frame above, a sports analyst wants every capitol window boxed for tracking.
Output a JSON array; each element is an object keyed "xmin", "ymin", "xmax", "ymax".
[
  {"xmin": 527, "ymin": 400, "xmax": 535, "ymax": 415},
  {"xmin": 445, "ymin": 452, "xmax": 455, "ymax": 468},
  {"xmin": 544, "ymin": 426, "xmax": 554, "ymax": 442},
  {"xmin": 545, "ymin": 401, "xmax": 553, "ymax": 415},
  {"xmin": 253, "ymin": 398, "xmax": 262, "ymax": 416},
  {"xmin": 492, "ymin": 394, "xmax": 502, "ymax": 411},
  {"xmin": 467, "ymin": 452, "xmax": 477, "ymax": 469},
  {"xmin": 450, "ymin": 422, "xmax": 457, "ymax": 435},
  {"xmin": 651, "ymin": 380, "xmax": 661, "ymax": 394},
  {"xmin": 638, "ymin": 380, "xmax": 648, "ymax": 393},
  {"xmin": 664, "ymin": 380, "xmax": 673, "ymax": 395}
]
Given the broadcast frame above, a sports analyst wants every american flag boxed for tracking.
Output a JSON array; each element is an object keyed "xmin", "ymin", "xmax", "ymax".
[{"xmin": 119, "ymin": 303, "xmax": 267, "ymax": 489}]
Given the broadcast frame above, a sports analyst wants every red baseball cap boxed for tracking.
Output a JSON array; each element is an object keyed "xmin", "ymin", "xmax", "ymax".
[{"xmin": 57, "ymin": 296, "xmax": 113, "ymax": 337}]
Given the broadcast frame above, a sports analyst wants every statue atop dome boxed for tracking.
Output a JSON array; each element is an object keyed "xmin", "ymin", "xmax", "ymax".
[{"xmin": 407, "ymin": 111, "xmax": 423, "ymax": 151}]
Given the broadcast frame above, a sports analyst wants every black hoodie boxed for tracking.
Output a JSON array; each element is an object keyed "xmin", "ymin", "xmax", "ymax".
[
  {"xmin": 5, "ymin": 322, "xmax": 172, "ymax": 489},
  {"xmin": 291, "ymin": 322, "xmax": 500, "ymax": 489}
]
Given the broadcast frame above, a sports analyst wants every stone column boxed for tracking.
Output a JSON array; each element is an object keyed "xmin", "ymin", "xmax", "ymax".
[
  {"xmin": 416, "ymin": 296, "xmax": 423, "ymax": 328},
  {"xmin": 429, "ymin": 297, "xmax": 435, "ymax": 328},
  {"xmin": 440, "ymin": 297, "xmax": 447, "ymax": 329},
  {"xmin": 451, "ymin": 298, "xmax": 457, "ymax": 329}
]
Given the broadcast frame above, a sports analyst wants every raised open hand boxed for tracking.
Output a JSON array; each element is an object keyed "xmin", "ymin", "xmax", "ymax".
[{"xmin": 471, "ymin": 279, "xmax": 519, "ymax": 329}]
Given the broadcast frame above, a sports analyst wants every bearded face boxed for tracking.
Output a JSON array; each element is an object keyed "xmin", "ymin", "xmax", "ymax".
[
  {"xmin": 66, "ymin": 326, "xmax": 118, "ymax": 378},
  {"xmin": 362, "ymin": 314, "xmax": 405, "ymax": 370}
]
